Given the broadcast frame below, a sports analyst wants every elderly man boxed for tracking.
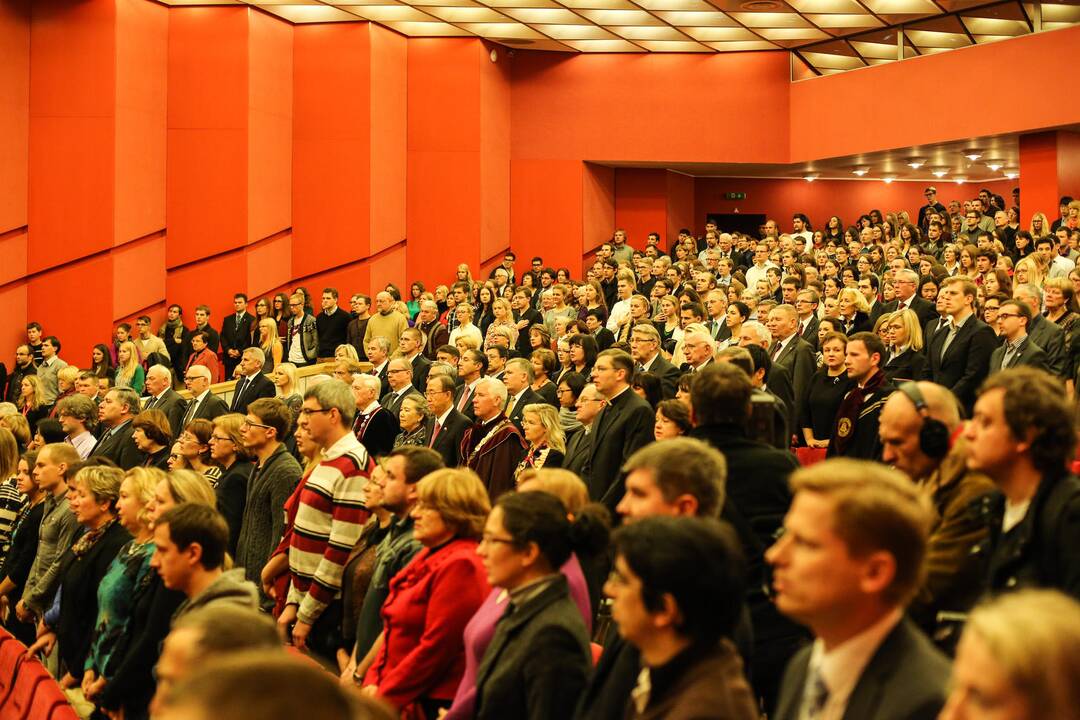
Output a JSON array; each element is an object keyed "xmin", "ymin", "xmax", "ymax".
[
  {"xmin": 563, "ymin": 383, "xmax": 604, "ymax": 479},
  {"xmin": 768, "ymin": 459, "xmax": 949, "ymax": 720},
  {"xmin": 181, "ymin": 365, "xmax": 229, "ymax": 426},
  {"xmin": 884, "ymin": 269, "xmax": 936, "ymax": 327},
  {"xmin": 629, "ymin": 324, "xmax": 679, "ymax": 400},
  {"xmin": 423, "ymin": 374, "xmax": 469, "ymax": 467},
  {"xmin": 380, "ymin": 358, "xmax": 421, "ymax": 419},
  {"xmin": 90, "ymin": 388, "xmax": 142, "ymax": 469},
  {"xmin": 365, "ymin": 337, "xmax": 392, "ymax": 398},
  {"xmin": 878, "ymin": 382, "xmax": 995, "ymax": 632},
  {"xmin": 459, "ymin": 377, "xmax": 526, "ymax": 500},
  {"xmin": 502, "ymin": 358, "xmax": 541, "ymax": 431},
  {"xmin": 230, "ymin": 348, "xmax": 275, "ymax": 415},
  {"xmin": 766, "ymin": 304, "xmax": 815, "ymax": 424},
  {"xmin": 415, "ymin": 300, "xmax": 449, "ymax": 362},
  {"xmin": 679, "ymin": 323, "xmax": 716, "ymax": 373},
  {"xmin": 350, "ymin": 374, "xmax": 396, "ymax": 459},
  {"xmin": 144, "ymin": 364, "xmax": 187, "ymax": 436},
  {"xmin": 363, "ymin": 291, "xmax": 407, "ymax": 355}
]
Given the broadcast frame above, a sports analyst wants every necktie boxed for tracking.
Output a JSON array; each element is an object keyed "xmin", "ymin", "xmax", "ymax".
[
  {"xmin": 145, "ymin": 395, "xmax": 157, "ymax": 410},
  {"xmin": 234, "ymin": 377, "xmax": 248, "ymax": 406},
  {"xmin": 1002, "ymin": 342, "xmax": 1019, "ymax": 368},
  {"xmin": 771, "ymin": 341, "xmax": 784, "ymax": 361},
  {"xmin": 798, "ymin": 321, "xmax": 805, "ymax": 336},
  {"xmin": 184, "ymin": 398, "xmax": 199, "ymax": 426},
  {"xmin": 939, "ymin": 320, "xmax": 957, "ymax": 360},
  {"xmin": 429, "ymin": 420, "xmax": 442, "ymax": 447},
  {"xmin": 804, "ymin": 666, "xmax": 829, "ymax": 719},
  {"xmin": 506, "ymin": 396, "xmax": 517, "ymax": 418},
  {"xmin": 457, "ymin": 386, "xmax": 472, "ymax": 412}
]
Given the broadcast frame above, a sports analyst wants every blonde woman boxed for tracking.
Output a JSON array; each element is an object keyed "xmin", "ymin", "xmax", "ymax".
[
  {"xmin": 836, "ymin": 287, "xmax": 872, "ymax": 335},
  {"xmin": 484, "ymin": 298, "xmax": 518, "ymax": 348},
  {"xmin": 335, "ymin": 344, "xmax": 360, "ymax": 362},
  {"xmin": 1029, "ymin": 211, "xmax": 1051, "ymax": 238},
  {"xmin": 1013, "ymin": 255, "xmax": 1045, "ymax": 288},
  {"xmin": 81, "ymin": 467, "xmax": 161, "ymax": 703},
  {"xmin": 514, "ymin": 404, "xmax": 565, "ymax": 482},
  {"xmin": 882, "ymin": 310, "xmax": 926, "ymax": 383},
  {"xmin": 114, "ymin": 340, "xmax": 145, "ymax": 394},
  {"xmin": 18, "ymin": 376, "xmax": 48, "ymax": 432},
  {"xmin": 273, "ymin": 362, "xmax": 303, "ymax": 420},
  {"xmin": 256, "ymin": 318, "xmax": 283, "ymax": 373},
  {"xmin": 449, "ymin": 304, "xmax": 483, "ymax": 349},
  {"xmin": 941, "ymin": 590, "xmax": 1080, "ymax": 720}
]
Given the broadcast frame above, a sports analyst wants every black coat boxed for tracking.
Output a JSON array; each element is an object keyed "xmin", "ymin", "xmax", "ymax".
[
  {"xmin": 181, "ymin": 392, "xmax": 229, "ymax": 426},
  {"xmin": 144, "ymin": 388, "xmax": 188, "ymax": 438},
  {"xmin": 216, "ymin": 461, "xmax": 253, "ymax": 557},
  {"xmin": 380, "ymin": 387, "xmax": 421, "ymax": 419},
  {"xmin": 409, "ymin": 354, "xmax": 432, "ymax": 393},
  {"xmin": 562, "ymin": 427, "xmax": 591, "ymax": 479},
  {"xmin": 770, "ymin": 336, "xmax": 816, "ymax": 427},
  {"xmin": 355, "ymin": 406, "xmax": 398, "ymax": 460},
  {"xmin": 1025, "ymin": 313, "xmax": 1067, "ymax": 377},
  {"xmin": 883, "ymin": 348, "xmax": 927, "ymax": 383},
  {"xmin": 988, "ymin": 337, "xmax": 1050, "ymax": 374},
  {"xmin": 230, "ymin": 372, "xmax": 276, "ymax": 414},
  {"xmin": 885, "ymin": 296, "xmax": 937, "ymax": 329},
  {"xmin": 773, "ymin": 619, "xmax": 949, "ymax": 720},
  {"xmin": 506, "ymin": 388, "xmax": 543, "ymax": 432},
  {"xmin": 474, "ymin": 576, "xmax": 591, "ymax": 720},
  {"xmin": 90, "ymin": 419, "xmax": 142, "ymax": 470},
  {"xmin": 220, "ymin": 312, "xmax": 255, "ymax": 374},
  {"xmin": 921, "ymin": 315, "xmax": 997, "ymax": 412},
  {"xmin": 642, "ymin": 354, "xmax": 681, "ymax": 400},
  {"xmin": 586, "ymin": 387, "xmax": 654, "ymax": 509},
  {"xmin": 426, "ymin": 409, "xmax": 471, "ymax": 467},
  {"xmin": 57, "ymin": 522, "xmax": 133, "ymax": 680}
]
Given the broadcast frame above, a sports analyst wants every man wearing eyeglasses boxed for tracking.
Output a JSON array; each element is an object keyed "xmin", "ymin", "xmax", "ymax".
[
  {"xmin": 917, "ymin": 186, "xmax": 947, "ymax": 230},
  {"xmin": 236, "ymin": 398, "xmax": 303, "ymax": 606},
  {"xmin": 629, "ymin": 325, "xmax": 679, "ymax": 400},
  {"xmin": 989, "ymin": 300, "xmax": 1050, "ymax": 374},
  {"xmin": 181, "ymin": 365, "xmax": 228, "ymax": 426},
  {"xmin": 423, "ymin": 374, "xmax": 469, "ymax": 467},
  {"xmin": 380, "ymin": 358, "xmax": 421, "ymax": 420}
]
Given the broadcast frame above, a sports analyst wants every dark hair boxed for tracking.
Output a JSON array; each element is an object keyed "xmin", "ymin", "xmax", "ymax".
[
  {"xmin": 631, "ymin": 371, "xmax": 662, "ymax": 409},
  {"xmin": 158, "ymin": 503, "xmax": 230, "ymax": 570},
  {"xmin": 34, "ymin": 419, "xmax": 66, "ymax": 445},
  {"xmin": 486, "ymin": 344, "xmax": 510, "ymax": 362},
  {"xmin": 133, "ymin": 409, "xmax": 172, "ymax": 447},
  {"xmin": 246, "ymin": 398, "xmax": 293, "ymax": 441},
  {"xmin": 387, "ymin": 446, "xmax": 444, "ymax": 484},
  {"xmin": 978, "ymin": 368, "xmax": 1076, "ymax": 477},
  {"xmin": 496, "ymin": 491, "xmax": 609, "ymax": 572},
  {"xmin": 690, "ymin": 363, "xmax": 752, "ymax": 425},
  {"xmin": 43, "ymin": 336, "xmax": 60, "ymax": 352},
  {"xmin": 681, "ymin": 302, "xmax": 705, "ymax": 321},
  {"xmin": 558, "ymin": 371, "xmax": 587, "ymax": 401},
  {"xmin": 744, "ymin": 343, "xmax": 771, "ymax": 378},
  {"xmin": 436, "ymin": 344, "xmax": 460, "ymax": 360},
  {"xmin": 568, "ymin": 334, "xmax": 599, "ymax": 368},
  {"xmin": 612, "ymin": 517, "xmax": 744, "ymax": 644},
  {"xmin": 848, "ymin": 331, "xmax": 886, "ymax": 367},
  {"xmin": 464, "ymin": 349, "xmax": 488, "ymax": 375},
  {"xmin": 655, "ymin": 399, "xmax": 692, "ymax": 434},
  {"xmin": 728, "ymin": 301, "xmax": 750, "ymax": 322}
]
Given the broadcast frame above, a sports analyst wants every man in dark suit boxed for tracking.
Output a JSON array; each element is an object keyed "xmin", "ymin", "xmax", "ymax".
[
  {"xmin": 921, "ymin": 276, "xmax": 997, "ymax": 413},
  {"xmin": 562, "ymin": 384, "xmax": 603, "ymax": 480},
  {"xmin": 380, "ymin": 358, "xmax": 421, "ymax": 420},
  {"xmin": 885, "ymin": 269, "xmax": 937, "ymax": 328},
  {"xmin": 769, "ymin": 459, "xmax": 950, "ymax": 720},
  {"xmin": 1014, "ymin": 283, "xmax": 1068, "ymax": 377},
  {"xmin": 423, "ymin": 375, "xmax": 470, "ymax": 467},
  {"xmin": 143, "ymin": 364, "xmax": 188, "ymax": 437},
  {"xmin": 989, "ymin": 299, "xmax": 1050, "ymax": 374},
  {"xmin": 350, "ymin": 374, "xmax": 396, "ymax": 459},
  {"xmin": 220, "ymin": 293, "xmax": 255, "ymax": 379},
  {"xmin": 365, "ymin": 337, "xmax": 392, "ymax": 399},
  {"xmin": 629, "ymin": 324, "xmax": 680, "ymax": 400},
  {"xmin": 584, "ymin": 311, "xmax": 615, "ymax": 351},
  {"xmin": 587, "ymin": 350, "xmax": 654, "ymax": 510},
  {"xmin": 230, "ymin": 348, "xmax": 276, "ymax": 415},
  {"xmin": 180, "ymin": 365, "xmax": 229, "ymax": 427},
  {"xmin": 767, "ymin": 305, "xmax": 816, "ymax": 425},
  {"xmin": 502, "ymin": 358, "xmax": 542, "ymax": 433},
  {"xmin": 860, "ymin": 275, "xmax": 887, "ymax": 325},
  {"xmin": 704, "ymin": 289, "xmax": 733, "ymax": 344},
  {"xmin": 454, "ymin": 349, "xmax": 487, "ymax": 423},
  {"xmin": 90, "ymin": 387, "xmax": 142, "ymax": 470},
  {"xmin": 795, "ymin": 289, "xmax": 821, "ymax": 350},
  {"xmin": 398, "ymin": 328, "xmax": 431, "ymax": 393}
]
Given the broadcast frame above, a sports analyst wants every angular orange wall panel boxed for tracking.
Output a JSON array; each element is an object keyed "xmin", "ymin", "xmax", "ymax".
[
  {"xmin": 113, "ymin": 232, "xmax": 166, "ymax": 318},
  {"xmin": 0, "ymin": 282, "xmax": 28, "ymax": 359},
  {"xmin": 248, "ymin": 10, "xmax": 292, "ymax": 245},
  {"xmin": 28, "ymin": 254, "xmax": 113, "ymax": 361},
  {"xmin": 369, "ymin": 244, "xmax": 407, "ymax": 293},
  {"xmin": 614, "ymin": 168, "xmax": 666, "ymax": 248},
  {"xmin": 166, "ymin": 7, "xmax": 249, "ymax": 267},
  {"xmin": 247, "ymin": 232, "xmax": 293, "ymax": 298},
  {"xmin": 293, "ymin": 23, "xmax": 373, "ymax": 277},
  {"xmin": 369, "ymin": 25, "xmax": 407, "ymax": 256},
  {"xmin": 28, "ymin": 0, "xmax": 117, "ymax": 272},
  {"xmin": 0, "ymin": 229, "xmax": 28, "ymax": 288},
  {"xmin": 114, "ymin": 0, "xmax": 167, "ymax": 247},
  {"xmin": 582, "ymin": 163, "xmax": 614, "ymax": 257},
  {"xmin": 479, "ymin": 44, "xmax": 511, "ymax": 263},
  {"xmin": 665, "ymin": 171, "xmax": 695, "ymax": 247},
  {"xmin": 510, "ymin": 159, "xmax": 586, "ymax": 276},
  {"xmin": 0, "ymin": 0, "xmax": 29, "ymax": 235}
]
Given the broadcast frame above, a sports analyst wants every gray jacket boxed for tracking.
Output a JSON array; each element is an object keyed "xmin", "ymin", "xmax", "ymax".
[
  {"xmin": 172, "ymin": 568, "xmax": 259, "ymax": 623},
  {"xmin": 235, "ymin": 445, "xmax": 302, "ymax": 591},
  {"xmin": 22, "ymin": 492, "xmax": 79, "ymax": 613}
]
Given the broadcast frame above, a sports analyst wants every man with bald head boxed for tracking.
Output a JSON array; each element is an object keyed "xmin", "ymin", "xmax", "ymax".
[
  {"xmin": 144, "ymin": 364, "xmax": 187, "ymax": 436},
  {"xmin": 181, "ymin": 365, "xmax": 229, "ymax": 426},
  {"xmin": 878, "ymin": 381, "xmax": 995, "ymax": 631},
  {"xmin": 459, "ymin": 377, "xmax": 526, "ymax": 500},
  {"xmin": 766, "ymin": 305, "xmax": 815, "ymax": 423},
  {"xmin": 363, "ymin": 291, "xmax": 408, "ymax": 356},
  {"xmin": 380, "ymin": 357, "xmax": 421, "ymax": 419}
]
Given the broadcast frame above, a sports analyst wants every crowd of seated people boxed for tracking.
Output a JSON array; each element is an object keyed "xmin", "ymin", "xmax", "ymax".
[{"xmin": 0, "ymin": 185, "xmax": 1075, "ymax": 718}]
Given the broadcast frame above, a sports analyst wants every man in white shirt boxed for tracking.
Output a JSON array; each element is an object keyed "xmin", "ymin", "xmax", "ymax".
[
  {"xmin": 37, "ymin": 337, "xmax": 68, "ymax": 405},
  {"xmin": 55, "ymin": 395, "xmax": 97, "ymax": 459},
  {"xmin": 606, "ymin": 272, "xmax": 637, "ymax": 334},
  {"xmin": 744, "ymin": 243, "xmax": 778, "ymax": 291},
  {"xmin": 791, "ymin": 214, "xmax": 813, "ymax": 247},
  {"xmin": 768, "ymin": 459, "xmax": 949, "ymax": 720}
]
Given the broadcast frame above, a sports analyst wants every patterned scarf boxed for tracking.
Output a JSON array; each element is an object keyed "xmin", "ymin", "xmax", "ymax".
[
  {"xmin": 831, "ymin": 370, "xmax": 886, "ymax": 456},
  {"xmin": 71, "ymin": 517, "xmax": 117, "ymax": 558}
]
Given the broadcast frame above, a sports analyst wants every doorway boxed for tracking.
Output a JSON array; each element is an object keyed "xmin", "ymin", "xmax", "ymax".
[{"xmin": 708, "ymin": 212, "xmax": 765, "ymax": 237}]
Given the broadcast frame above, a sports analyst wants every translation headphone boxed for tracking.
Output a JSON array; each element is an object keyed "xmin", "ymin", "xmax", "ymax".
[{"xmin": 897, "ymin": 382, "xmax": 951, "ymax": 459}]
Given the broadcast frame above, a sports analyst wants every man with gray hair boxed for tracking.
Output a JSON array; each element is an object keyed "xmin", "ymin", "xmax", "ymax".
[
  {"xmin": 279, "ymin": 379, "xmax": 372, "ymax": 661},
  {"xmin": 459, "ymin": 377, "xmax": 526, "ymax": 500},
  {"xmin": 181, "ymin": 365, "xmax": 229, "ymax": 426},
  {"xmin": 1013, "ymin": 283, "xmax": 1066, "ymax": 376},
  {"xmin": 350, "ymin": 374, "xmax": 396, "ymax": 459},
  {"xmin": 563, "ymin": 383, "xmax": 605, "ymax": 478},
  {"xmin": 380, "ymin": 357, "xmax": 421, "ymax": 419},
  {"xmin": 738, "ymin": 320, "xmax": 772, "ymax": 350},
  {"xmin": 679, "ymin": 323, "xmax": 716, "ymax": 373},
  {"xmin": 415, "ymin": 300, "xmax": 449, "ymax": 362},
  {"xmin": 766, "ymin": 304, "xmax": 815, "ymax": 424},
  {"xmin": 366, "ymin": 336, "xmax": 392, "ymax": 398},
  {"xmin": 502, "ymin": 358, "xmax": 541, "ymax": 431},
  {"xmin": 885, "ymin": 267, "xmax": 936, "ymax": 327},
  {"xmin": 230, "ymin": 348, "xmax": 275, "ymax": 414},
  {"xmin": 90, "ymin": 387, "xmax": 141, "ymax": 469},
  {"xmin": 144, "ymin": 364, "xmax": 187, "ymax": 436},
  {"xmin": 629, "ymin": 324, "xmax": 680, "ymax": 399}
]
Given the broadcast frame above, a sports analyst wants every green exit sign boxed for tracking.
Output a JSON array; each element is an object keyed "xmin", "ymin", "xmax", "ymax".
[{"xmin": 725, "ymin": 192, "xmax": 746, "ymax": 200}]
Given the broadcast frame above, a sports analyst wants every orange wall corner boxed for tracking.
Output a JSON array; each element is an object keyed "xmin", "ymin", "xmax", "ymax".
[
  {"xmin": 112, "ymin": 232, "xmax": 166, "ymax": 319},
  {"xmin": 0, "ymin": 0, "xmax": 29, "ymax": 235},
  {"xmin": 248, "ymin": 9, "xmax": 293, "ymax": 245},
  {"xmin": 369, "ymin": 24, "xmax": 407, "ymax": 255}
]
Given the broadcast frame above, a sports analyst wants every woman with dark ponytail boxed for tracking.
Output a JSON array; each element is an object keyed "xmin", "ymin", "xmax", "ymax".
[{"xmin": 444, "ymin": 487, "xmax": 610, "ymax": 720}]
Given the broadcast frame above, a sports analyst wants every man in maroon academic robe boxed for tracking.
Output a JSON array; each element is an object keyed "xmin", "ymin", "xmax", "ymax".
[{"xmin": 460, "ymin": 377, "xmax": 526, "ymax": 500}]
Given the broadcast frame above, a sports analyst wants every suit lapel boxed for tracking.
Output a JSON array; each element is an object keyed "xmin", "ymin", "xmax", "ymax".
[
  {"xmin": 592, "ymin": 391, "xmax": 623, "ymax": 442},
  {"xmin": 474, "ymin": 580, "xmax": 566, "ymax": 694},
  {"xmin": 841, "ymin": 620, "xmax": 906, "ymax": 720}
]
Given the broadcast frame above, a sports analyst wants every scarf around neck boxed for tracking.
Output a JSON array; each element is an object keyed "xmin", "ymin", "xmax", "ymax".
[{"xmin": 832, "ymin": 369, "xmax": 886, "ymax": 455}]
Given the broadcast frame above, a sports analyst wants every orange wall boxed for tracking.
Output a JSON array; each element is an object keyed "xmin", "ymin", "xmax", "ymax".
[{"xmin": 0, "ymin": 0, "xmax": 29, "ymax": 238}]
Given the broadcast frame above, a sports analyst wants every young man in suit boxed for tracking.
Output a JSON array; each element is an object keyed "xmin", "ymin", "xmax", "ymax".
[
  {"xmin": 989, "ymin": 300, "xmax": 1049, "ymax": 374},
  {"xmin": 397, "ymin": 328, "xmax": 431, "ymax": 393},
  {"xmin": 921, "ymin": 276, "xmax": 996, "ymax": 413},
  {"xmin": 423, "ymin": 374, "xmax": 470, "ymax": 467},
  {"xmin": 144, "ymin": 364, "xmax": 188, "ymax": 437},
  {"xmin": 768, "ymin": 459, "xmax": 950, "ymax": 720},
  {"xmin": 221, "ymin": 293, "xmax": 255, "ymax": 379},
  {"xmin": 502, "ymin": 358, "xmax": 542, "ymax": 433},
  {"xmin": 795, "ymin": 290, "xmax": 821, "ymax": 350},
  {"xmin": 587, "ymin": 350, "xmax": 655, "ymax": 510},
  {"xmin": 230, "ymin": 348, "xmax": 276, "ymax": 415},
  {"xmin": 90, "ymin": 387, "xmax": 142, "ymax": 470},
  {"xmin": 181, "ymin": 365, "xmax": 229, "ymax": 427}
]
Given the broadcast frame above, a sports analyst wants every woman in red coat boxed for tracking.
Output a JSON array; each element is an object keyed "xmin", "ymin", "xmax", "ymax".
[{"xmin": 362, "ymin": 468, "xmax": 491, "ymax": 719}]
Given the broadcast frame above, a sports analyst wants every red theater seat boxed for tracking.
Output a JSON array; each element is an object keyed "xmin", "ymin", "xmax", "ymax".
[{"xmin": 5, "ymin": 660, "xmax": 48, "ymax": 720}]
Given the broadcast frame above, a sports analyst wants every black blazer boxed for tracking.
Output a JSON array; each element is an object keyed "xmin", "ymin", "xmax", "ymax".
[
  {"xmin": 380, "ymin": 387, "xmax": 421, "ymax": 419},
  {"xmin": 90, "ymin": 419, "xmax": 142, "ymax": 470},
  {"xmin": 181, "ymin": 392, "xmax": 229, "ymax": 427},
  {"xmin": 474, "ymin": 576, "xmax": 591, "ymax": 720},
  {"xmin": 771, "ymin": 336, "xmax": 816, "ymax": 426},
  {"xmin": 409, "ymin": 354, "xmax": 432, "ymax": 393},
  {"xmin": 773, "ymin": 618, "xmax": 949, "ymax": 720},
  {"xmin": 839, "ymin": 311, "xmax": 872, "ymax": 336},
  {"xmin": 989, "ymin": 338, "xmax": 1050, "ymax": 374},
  {"xmin": 533, "ymin": 380, "xmax": 558, "ymax": 407},
  {"xmin": 355, "ymin": 406, "xmax": 398, "ymax": 459},
  {"xmin": 885, "ymin": 296, "xmax": 937, "ymax": 329},
  {"xmin": 587, "ymin": 388, "xmax": 654, "ymax": 509},
  {"xmin": 427, "ymin": 409, "xmax": 471, "ymax": 467},
  {"xmin": 764, "ymin": 364, "xmax": 796, "ymax": 448},
  {"xmin": 592, "ymin": 327, "xmax": 615, "ymax": 351},
  {"xmin": 642, "ymin": 354, "xmax": 681, "ymax": 400},
  {"xmin": 220, "ymin": 312, "xmax": 255, "ymax": 358},
  {"xmin": 374, "ymin": 363, "xmax": 391, "ymax": 399},
  {"xmin": 562, "ymin": 427, "xmax": 591, "ymax": 479},
  {"xmin": 57, "ymin": 522, "xmax": 133, "ymax": 681},
  {"xmin": 921, "ymin": 315, "xmax": 997, "ymax": 412},
  {"xmin": 507, "ymin": 388, "xmax": 543, "ymax": 431},
  {"xmin": 798, "ymin": 315, "xmax": 820, "ymax": 350},
  {"xmin": 144, "ymin": 388, "xmax": 188, "ymax": 438},
  {"xmin": 883, "ymin": 348, "xmax": 927, "ymax": 383},
  {"xmin": 1026, "ymin": 314, "xmax": 1067, "ymax": 376},
  {"xmin": 230, "ymin": 372, "xmax": 276, "ymax": 414}
]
